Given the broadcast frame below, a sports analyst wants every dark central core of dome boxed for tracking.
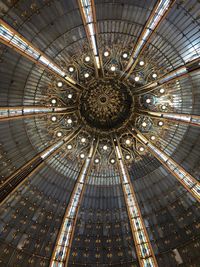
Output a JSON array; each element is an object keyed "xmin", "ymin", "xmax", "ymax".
[
  {"xmin": 79, "ymin": 79, "xmax": 133, "ymax": 130},
  {"xmin": 99, "ymin": 96, "xmax": 107, "ymax": 103}
]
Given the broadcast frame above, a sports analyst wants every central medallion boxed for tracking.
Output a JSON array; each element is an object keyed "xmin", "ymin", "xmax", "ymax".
[{"xmin": 79, "ymin": 79, "xmax": 133, "ymax": 131}]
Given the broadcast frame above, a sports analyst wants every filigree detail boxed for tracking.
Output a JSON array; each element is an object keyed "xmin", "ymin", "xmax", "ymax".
[{"xmin": 79, "ymin": 79, "xmax": 133, "ymax": 131}]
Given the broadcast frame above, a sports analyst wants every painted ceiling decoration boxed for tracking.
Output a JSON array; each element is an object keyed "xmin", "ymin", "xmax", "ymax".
[{"xmin": 0, "ymin": 0, "xmax": 200, "ymax": 266}]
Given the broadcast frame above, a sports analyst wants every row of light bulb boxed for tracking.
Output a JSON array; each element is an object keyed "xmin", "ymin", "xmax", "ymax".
[
  {"xmin": 56, "ymin": 56, "xmax": 159, "ymax": 81},
  {"xmin": 67, "ymin": 68, "xmax": 157, "ymax": 80},
  {"xmin": 53, "ymin": 134, "xmax": 159, "ymax": 162},
  {"xmin": 124, "ymin": 145, "xmax": 146, "ymax": 159},
  {"xmin": 57, "ymin": 82, "xmax": 73, "ymax": 97},
  {"xmin": 105, "ymin": 52, "xmax": 156, "ymax": 81},
  {"xmin": 125, "ymin": 135, "xmax": 156, "ymax": 145},
  {"xmin": 54, "ymin": 136, "xmax": 87, "ymax": 144},
  {"xmin": 83, "ymin": 52, "xmax": 146, "ymax": 68},
  {"xmin": 141, "ymin": 120, "xmax": 164, "ymax": 127},
  {"xmin": 103, "ymin": 50, "xmax": 146, "ymax": 66},
  {"xmin": 69, "ymin": 57, "xmax": 90, "ymax": 78},
  {"xmin": 51, "ymin": 116, "xmax": 72, "ymax": 124},
  {"xmin": 56, "ymin": 82, "xmax": 73, "ymax": 97},
  {"xmin": 55, "ymin": 133, "xmax": 157, "ymax": 158},
  {"xmin": 109, "ymin": 66, "xmax": 157, "ymax": 81}
]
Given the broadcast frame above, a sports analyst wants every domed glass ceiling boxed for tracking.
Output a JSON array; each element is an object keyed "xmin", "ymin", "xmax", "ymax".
[{"xmin": 0, "ymin": 0, "xmax": 200, "ymax": 266}]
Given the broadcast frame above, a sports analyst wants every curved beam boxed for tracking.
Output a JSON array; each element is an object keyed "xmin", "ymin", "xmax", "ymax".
[
  {"xmin": 50, "ymin": 137, "xmax": 98, "ymax": 267},
  {"xmin": 77, "ymin": 0, "xmax": 104, "ymax": 77},
  {"xmin": 0, "ymin": 19, "xmax": 84, "ymax": 91},
  {"xmin": 136, "ymin": 110, "xmax": 200, "ymax": 127},
  {"xmin": 132, "ymin": 129, "xmax": 200, "ymax": 202},
  {"xmin": 133, "ymin": 57, "xmax": 200, "ymax": 95},
  {"xmin": 122, "ymin": 0, "xmax": 176, "ymax": 80},
  {"xmin": 113, "ymin": 137, "xmax": 158, "ymax": 267},
  {"xmin": 0, "ymin": 127, "xmax": 82, "ymax": 204},
  {"xmin": 0, "ymin": 106, "xmax": 76, "ymax": 121}
]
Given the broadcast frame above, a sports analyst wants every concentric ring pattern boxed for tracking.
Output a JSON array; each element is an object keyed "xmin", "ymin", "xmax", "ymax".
[{"xmin": 0, "ymin": 1, "xmax": 200, "ymax": 267}]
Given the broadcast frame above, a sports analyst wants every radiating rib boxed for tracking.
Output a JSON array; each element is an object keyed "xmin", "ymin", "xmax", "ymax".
[
  {"xmin": 50, "ymin": 138, "xmax": 98, "ymax": 267},
  {"xmin": 113, "ymin": 137, "xmax": 158, "ymax": 267},
  {"xmin": 0, "ymin": 19, "xmax": 83, "ymax": 91},
  {"xmin": 0, "ymin": 128, "xmax": 81, "ymax": 204},
  {"xmin": 133, "ymin": 130, "xmax": 200, "ymax": 202},
  {"xmin": 78, "ymin": 0, "xmax": 103, "ymax": 77},
  {"xmin": 134, "ymin": 57, "xmax": 200, "ymax": 95},
  {"xmin": 123, "ymin": 0, "xmax": 176, "ymax": 79},
  {"xmin": 137, "ymin": 110, "xmax": 200, "ymax": 127},
  {"xmin": 0, "ymin": 106, "xmax": 76, "ymax": 121}
]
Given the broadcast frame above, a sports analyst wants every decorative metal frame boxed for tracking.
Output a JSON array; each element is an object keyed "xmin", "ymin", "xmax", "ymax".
[{"xmin": 0, "ymin": 1, "xmax": 200, "ymax": 265}]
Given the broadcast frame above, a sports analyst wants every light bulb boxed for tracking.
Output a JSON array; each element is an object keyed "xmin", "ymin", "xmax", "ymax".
[
  {"xmin": 57, "ymin": 131, "xmax": 62, "ymax": 137},
  {"xmin": 122, "ymin": 52, "xmax": 128, "ymax": 59},
  {"xmin": 84, "ymin": 72, "xmax": 89, "ymax": 78},
  {"xmin": 125, "ymin": 154, "xmax": 131, "ymax": 160},
  {"xmin": 81, "ymin": 137, "xmax": 86, "ymax": 143},
  {"xmin": 80, "ymin": 153, "xmax": 85, "ymax": 159},
  {"xmin": 139, "ymin": 146, "xmax": 144, "ymax": 152},
  {"xmin": 57, "ymin": 81, "xmax": 63, "ymax": 88},
  {"xmin": 51, "ymin": 99, "xmax": 57, "ymax": 104},
  {"xmin": 104, "ymin": 51, "xmax": 109, "ymax": 57},
  {"xmin": 95, "ymin": 158, "xmax": 99, "ymax": 164},
  {"xmin": 69, "ymin": 66, "xmax": 75, "ymax": 73},
  {"xmin": 67, "ymin": 144, "xmax": 72, "ymax": 150},
  {"xmin": 110, "ymin": 159, "xmax": 115, "ymax": 164},
  {"xmin": 158, "ymin": 121, "xmax": 164, "ymax": 126},
  {"xmin": 67, "ymin": 118, "xmax": 72, "ymax": 124},
  {"xmin": 85, "ymin": 56, "xmax": 90, "ymax": 62},
  {"xmin": 103, "ymin": 145, "xmax": 108, "ymax": 151},
  {"xmin": 126, "ymin": 139, "xmax": 131, "ymax": 145},
  {"xmin": 51, "ymin": 116, "xmax": 57, "ymax": 122},
  {"xmin": 110, "ymin": 65, "xmax": 116, "ymax": 72},
  {"xmin": 135, "ymin": 76, "xmax": 140, "ymax": 82}
]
